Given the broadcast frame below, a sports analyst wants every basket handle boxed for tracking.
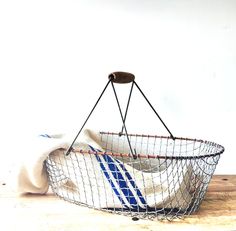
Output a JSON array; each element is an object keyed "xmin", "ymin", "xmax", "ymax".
[{"xmin": 108, "ymin": 72, "xmax": 135, "ymax": 84}]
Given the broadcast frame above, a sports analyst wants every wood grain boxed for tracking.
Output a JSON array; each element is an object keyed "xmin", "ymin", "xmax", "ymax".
[{"xmin": 1, "ymin": 175, "xmax": 236, "ymax": 231}]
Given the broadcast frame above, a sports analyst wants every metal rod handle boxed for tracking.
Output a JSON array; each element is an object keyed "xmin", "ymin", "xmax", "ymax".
[{"xmin": 108, "ymin": 72, "xmax": 135, "ymax": 84}]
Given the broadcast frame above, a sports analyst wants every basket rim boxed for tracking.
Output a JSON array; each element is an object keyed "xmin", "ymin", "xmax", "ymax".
[{"xmin": 67, "ymin": 131, "xmax": 225, "ymax": 160}]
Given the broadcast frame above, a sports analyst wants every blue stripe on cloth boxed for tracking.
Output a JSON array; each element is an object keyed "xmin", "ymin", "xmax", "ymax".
[
  {"xmin": 115, "ymin": 159, "xmax": 147, "ymax": 206},
  {"xmin": 89, "ymin": 145, "xmax": 147, "ymax": 211},
  {"xmin": 95, "ymin": 155, "xmax": 129, "ymax": 209},
  {"xmin": 39, "ymin": 134, "xmax": 51, "ymax": 138},
  {"xmin": 103, "ymin": 155, "xmax": 145, "ymax": 210},
  {"xmin": 89, "ymin": 146, "xmax": 128, "ymax": 209}
]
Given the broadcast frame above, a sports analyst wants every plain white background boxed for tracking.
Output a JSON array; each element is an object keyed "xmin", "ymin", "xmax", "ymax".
[{"xmin": 0, "ymin": 0, "xmax": 235, "ymax": 177}]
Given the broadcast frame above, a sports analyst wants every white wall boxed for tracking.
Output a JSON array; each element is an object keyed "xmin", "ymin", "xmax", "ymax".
[{"xmin": 0, "ymin": 0, "xmax": 235, "ymax": 176}]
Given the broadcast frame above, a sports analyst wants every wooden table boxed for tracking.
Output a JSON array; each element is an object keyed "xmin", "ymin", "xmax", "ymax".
[{"xmin": 1, "ymin": 175, "xmax": 236, "ymax": 231}]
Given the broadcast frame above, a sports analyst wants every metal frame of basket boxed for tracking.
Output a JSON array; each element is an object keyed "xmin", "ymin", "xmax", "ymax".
[{"xmin": 45, "ymin": 72, "xmax": 224, "ymax": 221}]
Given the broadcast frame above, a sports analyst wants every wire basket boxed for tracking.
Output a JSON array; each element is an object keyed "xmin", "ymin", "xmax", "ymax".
[{"xmin": 45, "ymin": 72, "xmax": 224, "ymax": 220}]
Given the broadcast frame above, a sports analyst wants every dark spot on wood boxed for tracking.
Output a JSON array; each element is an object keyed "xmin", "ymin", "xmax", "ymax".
[
  {"xmin": 132, "ymin": 217, "xmax": 139, "ymax": 221},
  {"xmin": 222, "ymin": 178, "xmax": 228, "ymax": 181}
]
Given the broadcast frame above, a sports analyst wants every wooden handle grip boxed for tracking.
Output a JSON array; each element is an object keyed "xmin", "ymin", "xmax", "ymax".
[{"xmin": 108, "ymin": 72, "xmax": 135, "ymax": 84}]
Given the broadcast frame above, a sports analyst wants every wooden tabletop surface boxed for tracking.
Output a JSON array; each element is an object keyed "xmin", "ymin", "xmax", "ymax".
[{"xmin": 1, "ymin": 175, "xmax": 236, "ymax": 231}]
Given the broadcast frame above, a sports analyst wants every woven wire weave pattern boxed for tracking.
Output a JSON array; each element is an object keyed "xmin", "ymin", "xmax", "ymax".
[{"xmin": 45, "ymin": 132, "xmax": 224, "ymax": 220}]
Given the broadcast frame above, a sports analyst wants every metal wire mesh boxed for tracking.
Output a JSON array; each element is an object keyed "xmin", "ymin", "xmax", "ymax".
[{"xmin": 45, "ymin": 132, "xmax": 224, "ymax": 220}]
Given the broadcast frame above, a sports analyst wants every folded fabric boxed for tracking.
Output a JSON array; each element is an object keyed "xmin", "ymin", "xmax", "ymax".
[
  {"xmin": 10, "ymin": 129, "xmax": 103, "ymax": 194},
  {"xmin": 47, "ymin": 143, "xmax": 193, "ymax": 210},
  {"xmin": 12, "ymin": 128, "xmax": 193, "ymax": 211}
]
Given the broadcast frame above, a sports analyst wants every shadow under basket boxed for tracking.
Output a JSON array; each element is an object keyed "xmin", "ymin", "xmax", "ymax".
[{"xmin": 45, "ymin": 131, "xmax": 224, "ymax": 221}]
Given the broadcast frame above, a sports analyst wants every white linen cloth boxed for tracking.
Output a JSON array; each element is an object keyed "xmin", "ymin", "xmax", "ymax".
[
  {"xmin": 11, "ymin": 129, "xmax": 193, "ymax": 210},
  {"xmin": 10, "ymin": 129, "xmax": 102, "ymax": 194}
]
